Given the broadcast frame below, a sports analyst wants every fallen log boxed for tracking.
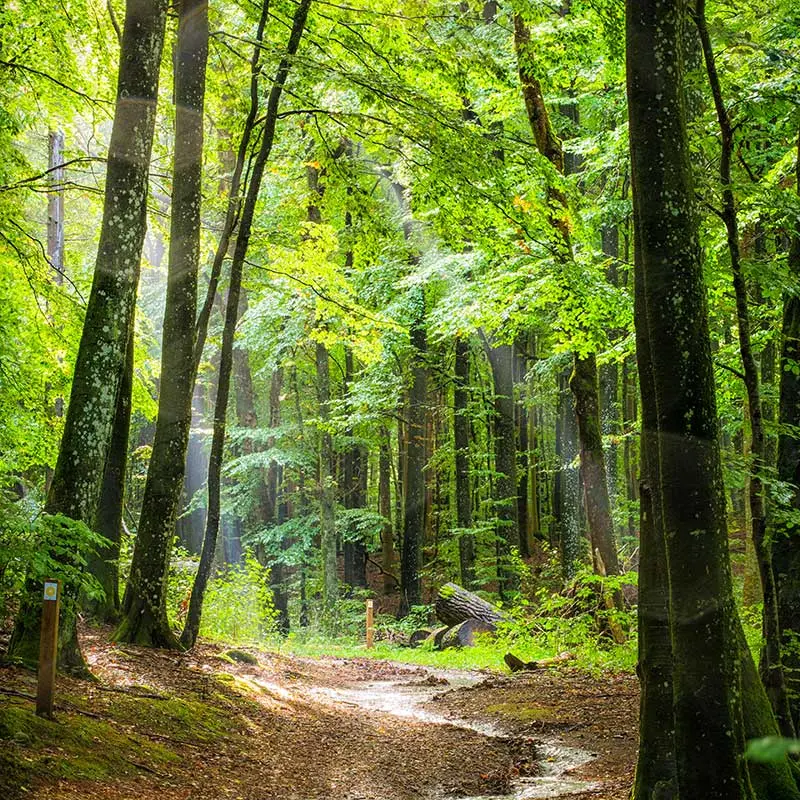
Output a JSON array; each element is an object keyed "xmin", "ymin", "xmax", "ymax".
[
  {"xmin": 504, "ymin": 651, "xmax": 575, "ymax": 672},
  {"xmin": 409, "ymin": 629, "xmax": 432, "ymax": 648},
  {"xmin": 439, "ymin": 619, "xmax": 497, "ymax": 649},
  {"xmin": 435, "ymin": 582, "xmax": 506, "ymax": 627}
]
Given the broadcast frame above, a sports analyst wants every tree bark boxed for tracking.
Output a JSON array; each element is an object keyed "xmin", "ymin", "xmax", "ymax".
[
  {"xmin": 117, "ymin": 0, "xmax": 207, "ymax": 648},
  {"xmin": 454, "ymin": 337, "xmax": 476, "ymax": 588},
  {"xmin": 482, "ymin": 338, "xmax": 519, "ymax": 594},
  {"xmin": 88, "ymin": 323, "xmax": 134, "ymax": 622},
  {"xmin": 9, "ymin": 0, "xmax": 168, "ymax": 671},
  {"xmin": 627, "ymin": 0, "xmax": 798, "ymax": 794},
  {"xmin": 570, "ymin": 353, "xmax": 620, "ymax": 576},
  {"xmin": 556, "ymin": 366, "xmax": 582, "ymax": 581},
  {"xmin": 400, "ymin": 300, "xmax": 427, "ymax": 617},
  {"xmin": 435, "ymin": 583, "xmax": 505, "ymax": 627},
  {"xmin": 316, "ymin": 340, "xmax": 338, "ymax": 619},
  {"xmin": 342, "ymin": 347, "xmax": 367, "ymax": 588},
  {"xmin": 774, "ymin": 129, "xmax": 800, "ymax": 733},
  {"xmin": 632, "ymin": 223, "xmax": 677, "ymax": 800},
  {"xmin": 379, "ymin": 428, "xmax": 395, "ymax": 595}
]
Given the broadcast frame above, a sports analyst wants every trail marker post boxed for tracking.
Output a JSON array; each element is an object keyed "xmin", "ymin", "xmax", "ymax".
[
  {"xmin": 37, "ymin": 579, "xmax": 61, "ymax": 719},
  {"xmin": 366, "ymin": 599, "xmax": 374, "ymax": 649}
]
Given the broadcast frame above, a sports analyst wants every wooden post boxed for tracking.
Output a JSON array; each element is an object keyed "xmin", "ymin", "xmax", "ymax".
[
  {"xmin": 37, "ymin": 579, "xmax": 61, "ymax": 719},
  {"xmin": 366, "ymin": 599, "xmax": 374, "ymax": 649}
]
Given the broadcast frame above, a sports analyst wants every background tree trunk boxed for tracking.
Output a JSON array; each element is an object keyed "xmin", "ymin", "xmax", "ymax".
[
  {"xmin": 118, "ymin": 0, "xmax": 208, "ymax": 648},
  {"xmin": 8, "ymin": 0, "xmax": 168, "ymax": 671},
  {"xmin": 454, "ymin": 337, "xmax": 476, "ymax": 588}
]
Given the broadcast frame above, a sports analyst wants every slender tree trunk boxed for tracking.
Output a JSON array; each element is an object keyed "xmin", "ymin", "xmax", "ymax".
[
  {"xmin": 342, "ymin": 348, "xmax": 367, "ymax": 588},
  {"xmin": 192, "ymin": 0, "xmax": 271, "ymax": 375},
  {"xmin": 379, "ymin": 429, "xmax": 395, "ymax": 595},
  {"xmin": 570, "ymin": 354, "xmax": 620, "ymax": 576},
  {"xmin": 116, "ymin": 0, "xmax": 207, "ymax": 648},
  {"xmin": 8, "ymin": 0, "xmax": 168, "ymax": 671},
  {"xmin": 316, "ymin": 340, "xmax": 338, "ymax": 619},
  {"xmin": 179, "ymin": 0, "xmax": 312, "ymax": 649},
  {"xmin": 454, "ymin": 336, "xmax": 476, "ymax": 588},
  {"xmin": 400, "ymin": 304, "xmax": 427, "ymax": 617},
  {"xmin": 47, "ymin": 130, "xmax": 65, "ymax": 286},
  {"xmin": 513, "ymin": 14, "xmax": 618, "ymax": 581},
  {"xmin": 267, "ymin": 367, "xmax": 290, "ymax": 634},
  {"xmin": 482, "ymin": 338, "xmax": 519, "ymax": 592},
  {"xmin": 692, "ymin": 0, "xmax": 793, "ymax": 736},
  {"xmin": 774, "ymin": 130, "xmax": 800, "ymax": 733},
  {"xmin": 514, "ymin": 338, "xmax": 531, "ymax": 557},
  {"xmin": 556, "ymin": 367, "xmax": 582, "ymax": 581}
]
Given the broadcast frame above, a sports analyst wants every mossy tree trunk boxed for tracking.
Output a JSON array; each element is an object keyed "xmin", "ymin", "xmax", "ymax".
[
  {"xmin": 379, "ymin": 429, "xmax": 396, "ymax": 595},
  {"xmin": 774, "ymin": 129, "xmax": 800, "ymax": 732},
  {"xmin": 628, "ymin": 0, "xmax": 799, "ymax": 795},
  {"xmin": 117, "ymin": 0, "xmax": 208, "ymax": 648},
  {"xmin": 88, "ymin": 323, "xmax": 134, "ymax": 622},
  {"xmin": 570, "ymin": 353, "xmax": 620, "ymax": 577},
  {"xmin": 556, "ymin": 366, "xmax": 582, "ymax": 581},
  {"xmin": 632, "ymin": 223, "xmax": 677, "ymax": 800},
  {"xmin": 8, "ymin": 0, "xmax": 168, "ymax": 672}
]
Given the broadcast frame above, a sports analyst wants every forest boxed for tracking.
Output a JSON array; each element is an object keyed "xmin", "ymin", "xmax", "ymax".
[{"xmin": 1, "ymin": 0, "xmax": 800, "ymax": 797}]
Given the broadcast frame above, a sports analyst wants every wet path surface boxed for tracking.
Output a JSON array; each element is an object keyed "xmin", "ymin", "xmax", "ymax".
[{"xmin": 301, "ymin": 667, "xmax": 600, "ymax": 799}]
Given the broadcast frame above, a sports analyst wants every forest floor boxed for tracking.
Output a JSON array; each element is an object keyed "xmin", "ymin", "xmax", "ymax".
[{"xmin": 0, "ymin": 626, "xmax": 638, "ymax": 800}]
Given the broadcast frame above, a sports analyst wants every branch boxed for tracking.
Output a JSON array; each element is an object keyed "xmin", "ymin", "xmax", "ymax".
[
  {"xmin": 0, "ymin": 60, "xmax": 112, "ymax": 109},
  {"xmin": 715, "ymin": 359, "xmax": 746, "ymax": 382}
]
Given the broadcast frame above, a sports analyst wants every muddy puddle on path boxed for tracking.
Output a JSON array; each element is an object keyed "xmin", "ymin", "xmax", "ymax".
[{"xmin": 303, "ymin": 668, "xmax": 600, "ymax": 800}]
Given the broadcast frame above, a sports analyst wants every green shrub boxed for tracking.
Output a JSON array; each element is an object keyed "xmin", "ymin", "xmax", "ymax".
[
  {"xmin": 0, "ymin": 487, "xmax": 109, "ymax": 620},
  {"xmin": 199, "ymin": 552, "xmax": 277, "ymax": 644}
]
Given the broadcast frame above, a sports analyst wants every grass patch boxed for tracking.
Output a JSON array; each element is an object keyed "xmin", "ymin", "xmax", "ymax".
[{"xmin": 0, "ymin": 697, "xmax": 176, "ymax": 799}]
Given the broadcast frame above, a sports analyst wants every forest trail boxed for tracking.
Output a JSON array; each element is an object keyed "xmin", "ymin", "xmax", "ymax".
[{"xmin": 0, "ymin": 629, "xmax": 637, "ymax": 800}]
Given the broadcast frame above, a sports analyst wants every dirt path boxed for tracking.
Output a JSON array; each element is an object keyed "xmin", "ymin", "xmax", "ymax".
[{"xmin": 0, "ymin": 630, "xmax": 637, "ymax": 800}]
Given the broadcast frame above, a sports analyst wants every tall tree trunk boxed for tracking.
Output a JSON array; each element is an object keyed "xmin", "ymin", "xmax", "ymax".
[
  {"xmin": 774, "ymin": 130, "xmax": 800, "ymax": 733},
  {"xmin": 47, "ymin": 130, "xmax": 65, "ymax": 287},
  {"xmin": 632, "ymin": 231, "xmax": 677, "ymax": 800},
  {"xmin": 482, "ymin": 338, "xmax": 519, "ymax": 593},
  {"xmin": 570, "ymin": 354, "xmax": 620, "ymax": 576},
  {"xmin": 454, "ymin": 336, "xmax": 476, "ymax": 588},
  {"xmin": 342, "ymin": 348, "xmax": 367, "ymax": 588},
  {"xmin": 692, "ymin": 0, "xmax": 793, "ymax": 736},
  {"xmin": 266, "ymin": 367, "xmax": 290, "ymax": 634},
  {"xmin": 556, "ymin": 367, "xmax": 582, "ymax": 581},
  {"xmin": 116, "ymin": 0, "xmax": 207, "ymax": 648},
  {"xmin": 513, "ymin": 14, "xmax": 619, "ymax": 582},
  {"xmin": 192, "ymin": 0, "xmax": 271, "ymax": 375},
  {"xmin": 88, "ymin": 324, "xmax": 134, "ymax": 622},
  {"xmin": 628, "ymin": 0, "xmax": 799, "ymax": 794},
  {"xmin": 8, "ymin": 0, "xmax": 168, "ymax": 672},
  {"xmin": 400, "ymin": 302, "xmax": 427, "ymax": 617},
  {"xmin": 316, "ymin": 340, "xmax": 338, "ymax": 619},
  {"xmin": 179, "ymin": 0, "xmax": 312, "ymax": 650},
  {"xmin": 514, "ymin": 337, "xmax": 531, "ymax": 557},
  {"xmin": 379, "ymin": 428, "xmax": 395, "ymax": 595}
]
